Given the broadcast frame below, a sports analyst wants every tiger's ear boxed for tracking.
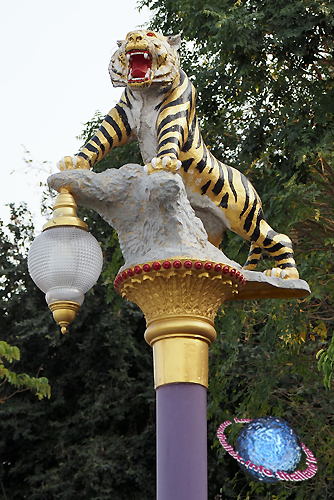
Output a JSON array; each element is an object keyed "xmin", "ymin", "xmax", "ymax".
[
  {"xmin": 117, "ymin": 40, "xmax": 124, "ymax": 47},
  {"xmin": 167, "ymin": 34, "xmax": 181, "ymax": 50}
]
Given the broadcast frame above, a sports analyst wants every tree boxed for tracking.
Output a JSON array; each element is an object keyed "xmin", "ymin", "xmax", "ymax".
[
  {"xmin": 0, "ymin": 205, "xmax": 50, "ymax": 404},
  {"xmin": 137, "ymin": 1, "xmax": 334, "ymax": 498},
  {"xmin": 0, "ymin": 340, "xmax": 50, "ymax": 402},
  {"xmin": 0, "ymin": 164, "xmax": 156, "ymax": 499},
  {"xmin": 141, "ymin": 0, "xmax": 334, "ymax": 178}
]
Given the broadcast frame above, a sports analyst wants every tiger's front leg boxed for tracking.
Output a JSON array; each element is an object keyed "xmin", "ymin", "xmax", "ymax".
[
  {"xmin": 57, "ymin": 156, "xmax": 90, "ymax": 171},
  {"xmin": 146, "ymin": 156, "xmax": 182, "ymax": 175}
]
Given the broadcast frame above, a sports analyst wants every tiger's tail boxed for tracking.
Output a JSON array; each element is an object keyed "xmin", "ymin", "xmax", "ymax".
[{"xmin": 243, "ymin": 242, "xmax": 262, "ymax": 270}]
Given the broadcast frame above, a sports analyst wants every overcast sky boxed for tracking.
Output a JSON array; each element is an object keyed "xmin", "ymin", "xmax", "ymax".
[{"xmin": 0, "ymin": 0, "xmax": 151, "ymax": 229}]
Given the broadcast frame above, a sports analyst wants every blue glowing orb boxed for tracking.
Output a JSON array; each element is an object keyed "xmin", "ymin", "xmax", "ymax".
[{"xmin": 235, "ymin": 416, "xmax": 302, "ymax": 483}]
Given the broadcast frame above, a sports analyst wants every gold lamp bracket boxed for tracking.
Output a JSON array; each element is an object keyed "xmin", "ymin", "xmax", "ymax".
[{"xmin": 43, "ymin": 187, "xmax": 88, "ymax": 231}]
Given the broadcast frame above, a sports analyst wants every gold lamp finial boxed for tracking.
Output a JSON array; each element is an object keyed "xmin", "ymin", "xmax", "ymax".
[{"xmin": 49, "ymin": 301, "xmax": 81, "ymax": 334}]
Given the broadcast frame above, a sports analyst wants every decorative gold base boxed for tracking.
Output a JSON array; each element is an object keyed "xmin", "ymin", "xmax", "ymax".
[
  {"xmin": 115, "ymin": 257, "xmax": 243, "ymax": 324},
  {"xmin": 49, "ymin": 301, "xmax": 81, "ymax": 334},
  {"xmin": 116, "ymin": 258, "xmax": 241, "ymax": 388}
]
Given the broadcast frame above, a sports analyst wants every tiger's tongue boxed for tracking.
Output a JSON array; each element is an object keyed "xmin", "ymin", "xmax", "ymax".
[{"xmin": 131, "ymin": 54, "xmax": 150, "ymax": 78}]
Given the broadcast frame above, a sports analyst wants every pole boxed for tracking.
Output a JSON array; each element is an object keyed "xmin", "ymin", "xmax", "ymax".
[
  {"xmin": 157, "ymin": 383, "xmax": 208, "ymax": 500},
  {"xmin": 144, "ymin": 306, "xmax": 219, "ymax": 500}
]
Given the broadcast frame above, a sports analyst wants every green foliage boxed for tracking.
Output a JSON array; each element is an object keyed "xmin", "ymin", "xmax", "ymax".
[
  {"xmin": 316, "ymin": 338, "xmax": 334, "ymax": 389},
  {"xmin": 0, "ymin": 341, "xmax": 20, "ymax": 362},
  {"xmin": 0, "ymin": 340, "xmax": 50, "ymax": 401},
  {"xmin": 0, "ymin": 207, "xmax": 51, "ymax": 403}
]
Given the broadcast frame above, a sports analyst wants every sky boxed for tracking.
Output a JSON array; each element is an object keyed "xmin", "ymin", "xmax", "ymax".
[{"xmin": 0, "ymin": 0, "xmax": 151, "ymax": 229}]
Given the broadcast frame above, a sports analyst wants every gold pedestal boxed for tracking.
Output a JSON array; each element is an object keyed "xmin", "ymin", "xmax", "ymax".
[
  {"xmin": 146, "ymin": 316, "xmax": 215, "ymax": 388},
  {"xmin": 115, "ymin": 257, "xmax": 244, "ymax": 388}
]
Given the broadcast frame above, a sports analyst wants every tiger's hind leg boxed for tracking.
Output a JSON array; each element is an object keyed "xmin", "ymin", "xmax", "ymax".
[
  {"xmin": 239, "ymin": 209, "xmax": 299, "ymax": 278},
  {"xmin": 255, "ymin": 219, "xmax": 299, "ymax": 279}
]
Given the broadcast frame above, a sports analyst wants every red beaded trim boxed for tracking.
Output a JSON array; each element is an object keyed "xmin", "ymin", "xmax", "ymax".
[{"xmin": 114, "ymin": 259, "xmax": 246, "ymax": 292}]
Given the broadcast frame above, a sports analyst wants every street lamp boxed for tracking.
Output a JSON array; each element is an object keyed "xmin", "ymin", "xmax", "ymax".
[
  {"xmin": 33, "ymin": 166, "xmax": 310, "ymax": 500},
  {"xmin": 28, "ymin": 187, "xmax": 103, "ymax": 333}
]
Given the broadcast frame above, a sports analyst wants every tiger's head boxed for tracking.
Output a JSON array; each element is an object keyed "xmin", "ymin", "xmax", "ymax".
[{"xmin": 109, "ymin": 30, "xmax": 181, "ymax": 89}]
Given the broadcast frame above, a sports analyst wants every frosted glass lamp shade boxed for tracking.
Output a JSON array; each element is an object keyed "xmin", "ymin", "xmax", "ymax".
[
  {"xmin": 28, "ymin": 226, "xmax": 103, "ymax": 302},
  {"xmin": 28, "ymin": 226, "xmax": 103, "ymax": 331}
]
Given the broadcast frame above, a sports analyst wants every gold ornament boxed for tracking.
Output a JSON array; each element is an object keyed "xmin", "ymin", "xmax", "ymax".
[{"xmin": 115, "ymin": 258, "xmax": 243, "ymax": 388}]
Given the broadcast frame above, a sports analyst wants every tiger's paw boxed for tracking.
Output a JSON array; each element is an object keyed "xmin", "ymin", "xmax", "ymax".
[
  {"xmin": 264, "ymin": 268, "xmax": 300, "ymax": 280},
  {"xmin": 57, "ymin": 156, "xmax": 90, "ymax": 171},
  {"xmin": 145, "ymin": 156, "xmax": 182, "ymax": 175}
]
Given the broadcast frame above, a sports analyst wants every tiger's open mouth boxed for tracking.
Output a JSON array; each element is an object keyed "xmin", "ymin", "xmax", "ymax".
[{"xmin": 127, "ymin": 50, "xmax": 152, "ymax": 83}]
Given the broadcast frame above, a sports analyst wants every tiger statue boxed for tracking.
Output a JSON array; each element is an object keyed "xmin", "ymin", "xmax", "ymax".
[{"xmin": 58, "ymin": 29, "xmax": 299, "ymax": 280}]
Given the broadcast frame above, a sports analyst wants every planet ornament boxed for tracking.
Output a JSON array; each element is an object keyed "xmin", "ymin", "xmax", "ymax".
[{"xmin": 217, "ymin": 417, "xmax": 317, "ymax": 483}]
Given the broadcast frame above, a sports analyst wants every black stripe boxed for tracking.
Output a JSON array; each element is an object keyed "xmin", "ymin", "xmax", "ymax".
[
  {"xmin": 263, "ymin": 230, "xmax": 292, "ymax": 252},
  {"xmin": 239, "ymin": 174, "xmax": 250, "ymax": 219},
  {"xmin": 85, "ymin": 143, "xmax": 99, "ymax": 155},
  {"xmin": 227, "ymin": 165, "xmax": 238, "ymax": 202},
  {"xmin": 182, "ymin": 158, "xmax": 194, "ymax": 172},
  {"xmin": 262, "ymin": 230, "xmax": 280, "ymax": 247},
  {"xmin": 159, "ymin": 80, "xmax": 174, "ymax": 96},
  {"xmin": 127, "ymin": 88, "xmax": 137, "ymax": 101},
  {"xmin": 196, "ymin": 147, "xmax": 207, "ymax": 173},
  {"xmin": 160, "ymin": 71, "xmax": 187, "ymax": 111},
  {"xmin": 251, "ymin": 246, "xmax": 262, "ymax": 254},
  {"xmin": 158, "ymin": 147, "xmax": 178, "ymax": 157},
  {"xmin": 157, "ymin": 110, "xmax": 188, "ymax": 138},
  {"xmin": 99, "ymin": 125, "xmax": 114, "ymax": 149},
  {"xmin": 264, "ymin": 242, "xmax": 282, "ymax": 253},
  {"xmin": 158, "ymin": 124, "xmax": 185, "ymax": 144},
  {"xmin": 245, "ymin": 258, "xmax": 261, "ymax": 266},
  {"xmin": 250, "ymin": 207, "xmax": 264, "ymax": 242},
  {"xmin": 159, "ymin": 136, "xmax": 182, "ymax": 150},
  {"xmin": 104, "ymin": 115, "xmax": 123, "ymax": 142},
  {"xmin": 160, "ymin": 85, "xmax": 192, "ymax": 112},
  {"xmin": 270, "ymin": 252, "xmax": 294, "ymax": 261},
  {"xmin": 219, "ymin": 192, "xmax": 229, "ymax": 208},
  {"xmin": 77, "ymin": 151, "xmax": 91, "ymax": 166},
  {"xmin": 243, "ymin": 199, "xmax": 257, "ymax": 234},
  {"xmin": 197, "ymin": 132, "xmax": 202, "ymax": 149},
  {"xmin": 201, "ymin": 180, "xmax": 211, "ymax": 194},
  {"xmin": 212, "ymin": 177, "xmax": 224, "ymax": 195},
  {"xmin": 115, "ymin": 104, "xmax": 131, "ymax": 137},
  {"xmin": 91, "ymin": 136, "xmax": 105, "ymax": 156},
  {"xmin": 182, "ymin": 115, "xmax": 197, "ymax": 153},
  {"xmin": 155, "ymin": 101, "xmax": 163, "ymax": 111},
  {"xmin": 279, "ymin": 263, "xmax": 296, "ymax": 269},
  {"xmin": 122, "ymin": 89, "xmax": 133, "ymax": 109}
]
